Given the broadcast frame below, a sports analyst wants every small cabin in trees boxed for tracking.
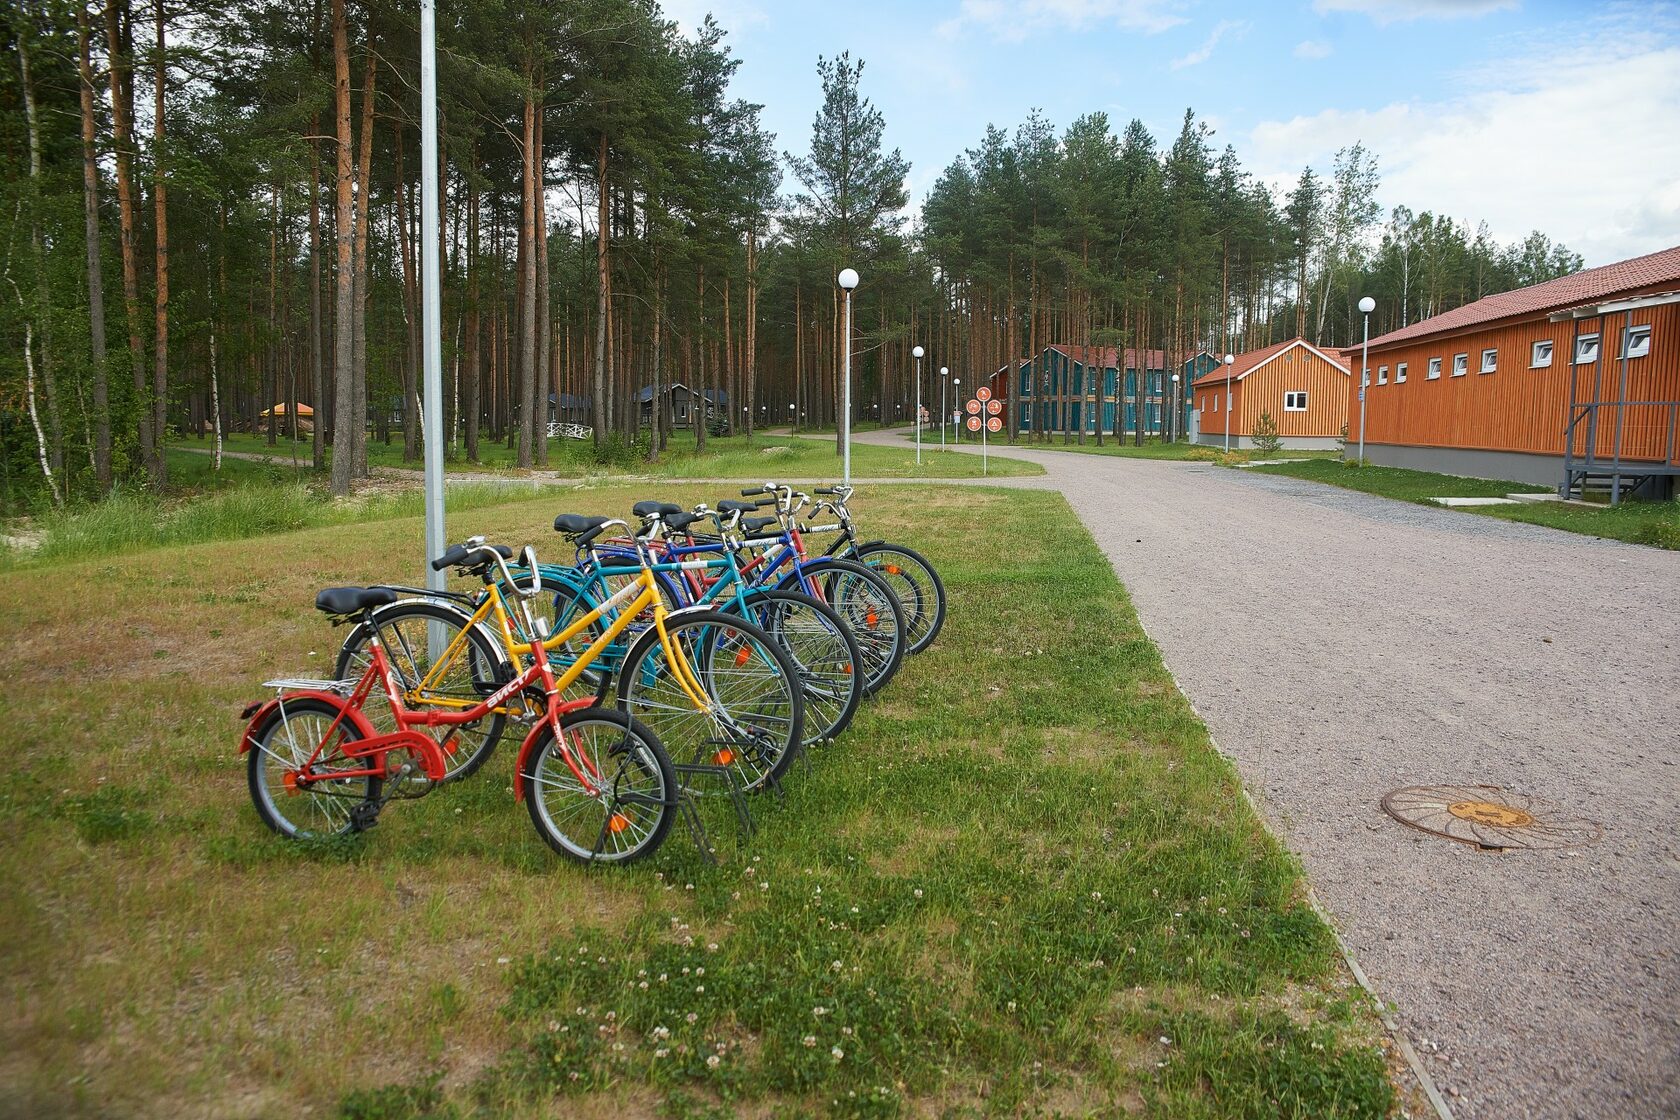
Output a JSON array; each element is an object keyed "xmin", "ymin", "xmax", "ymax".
[{"xmin": 1192, "ymin": 338, "xmax": 1351, "ymax": 449}]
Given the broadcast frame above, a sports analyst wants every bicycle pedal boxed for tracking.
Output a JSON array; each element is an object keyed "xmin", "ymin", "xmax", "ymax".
[{"xmin": 349, "ymin": 801, "xmax": 382, "ymax": 832}]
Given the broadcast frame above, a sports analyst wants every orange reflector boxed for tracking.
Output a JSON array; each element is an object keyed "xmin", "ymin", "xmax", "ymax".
[
  {"xmin": 713, "ymin": 748, "xmax": 736, "ymax": 766},
  {"xmin": 866, "ymin": 611, "xmax": 879, "ymax": 628},
  {"xmin": 283, "ymin": 771, "xmax": 301, "ymax": 795},
  {"xmin": 608, "ymin": 813, "xmax": 631, "ymax": 834},
  {"xmin": 885, "ymin": 564, "xmax": 901, "ymax": 575},
  {"xmin": 441, "ymin": 735, "xmax": 459, "ymax": 756},
  {"xmin": 844, "ymin": 663, "xmax": 854, "ymax": 675},
  {"xmin": 734, "ymin": 645, "xmax": 752, "ymax": 668}
]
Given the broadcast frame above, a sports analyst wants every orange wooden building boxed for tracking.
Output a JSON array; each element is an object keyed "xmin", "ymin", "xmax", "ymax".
[
  {"xmin": 1191, "ymin": 338, "xmax": 1351, "ymax": 449},
  {"xmin": 1348, "ymin": 244, "xmax": 1680, "ymax": 499}
]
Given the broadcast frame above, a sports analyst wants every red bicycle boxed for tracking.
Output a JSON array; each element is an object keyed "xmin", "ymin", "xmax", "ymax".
[{"xmin": 239, "ymin": 539, "xmax": 677, "ymax": 864}]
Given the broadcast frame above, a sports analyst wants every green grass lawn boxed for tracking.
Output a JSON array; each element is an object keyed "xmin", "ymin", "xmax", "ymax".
[
  {"xmin": 1252, "ymin": 459, "xmax": 1680, "ymax": 550},
  {"xmin": 172, "ymin": 431, "xmax": 1040, "ymax": 482},
  {"xmin": 0, "ymin": 485, "xmax": 1394, "ymax": 1119}
]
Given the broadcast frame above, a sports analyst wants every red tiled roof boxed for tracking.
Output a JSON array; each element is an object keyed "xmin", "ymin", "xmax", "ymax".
[
  {"xmin": 1366, "ymin": 243, "xmax": 1680, "ymax": 350},
  {"xmin": 1192, "ymin": 337, "xmax": 1349, "ymax": 388}
]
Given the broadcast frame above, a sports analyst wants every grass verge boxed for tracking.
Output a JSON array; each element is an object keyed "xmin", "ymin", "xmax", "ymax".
[
  {"xmin": 172, "ymin": 431, "xmax": 1040, "ymax": 481},
  {"xmin": 0, "ymin": 485, "xmax": 1394, "ymax": 1118},
  {"xmin": 1252, "ymin": 459, "xmax": 1680, "ymax": 550}
]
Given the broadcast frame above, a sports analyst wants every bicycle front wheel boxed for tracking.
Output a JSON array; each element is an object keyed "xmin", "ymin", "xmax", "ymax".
[
  {"xmin": 615, "ymin": 610, "xmax": 804, "ymax": 793},
  {"xmin": 522, "ymin": 708, "xmax": 675, "ymax": 865},
  {"xmin": 335, "ymin": 599, "xmax": 510, "ymax": 782},
  {"xmin": 246, "ymin": 696, "xmax": 381, "ymax": 839}
]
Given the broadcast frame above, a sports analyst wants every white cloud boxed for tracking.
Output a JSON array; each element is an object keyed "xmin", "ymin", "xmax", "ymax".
[
  {"xmin": 1245, "ymin": 15, "xmax": 1680, "ymax": 265},
  {"xmin": 1170, "ymin": 19, "xmax": 1247, "ymax": 69},
  {"xmin": 1312, "ymin": 0, "xmax": 1516, "ymax": 23},
  {"xmin": 1293, "ymin": 38, "xmax": 1333, "ymax": 59},
  {"xmin": 939, "ymin": 0, "xmax": 1185, "ymax": 41}
]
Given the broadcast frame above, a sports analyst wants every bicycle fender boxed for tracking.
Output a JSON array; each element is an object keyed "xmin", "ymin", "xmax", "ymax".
[
  {"xmin": 512, "ymin": 700, "xmax": 594, "ymax": 801},
  {"xmin": 238, "ymin": 691, "xmax": 378, "ymax": 754}
]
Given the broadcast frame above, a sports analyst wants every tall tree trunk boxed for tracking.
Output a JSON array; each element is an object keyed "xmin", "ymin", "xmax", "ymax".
[
  {"xmin": 695, "ymin": 264, "xmax": 707, "ymax": 451},
  {"xmin": 351, "ymin": 40, "xmax": 375, "ymax": 477},
  {"xmin": 515, "ymin": 88, "xmax": 536, "ymax": 467},
  {"xmin": 148, "ymin": 0, "xmax": 168, "ymax": 486},
  {"xmin": 393, "ymin": 128, "xmax": 420, "ymax": 461},
  {"xmin": 591, "ymin": 134, "xmax": 610, "ymax": 447},
  {"xmin": 328, "ymin": 0, "xmax": 355, "ymax": 495},
  {"xmin": 534, "ymin": 94, "xmax": 550, "ymax": 468},
  {"xmin": 464, "ymin": 151, "xmax": 480, "ymax": 462},
  {"xmin": 17, "ymin": 21, "xmax": 65, "ymax": 488},
  {"xmin": 309, "ymin": 115, "xmax": 325, "ymax": 470},
  {"xmin": 104, "ymin": 0, "xmax": 152, "ymax": 479},
  {"xmin": 78, "ymin": 6, "xmax": 112, "ymax": 491},
  {"xmin": 744, "ymin": 230, "xmax": 756, "ymax": 438}
]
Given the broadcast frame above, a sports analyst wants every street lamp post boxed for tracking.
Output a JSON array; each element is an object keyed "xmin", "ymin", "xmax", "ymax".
[
  {"xmin": 1170, "ymin": 372, "xmax": 1180, "ymax": 443},
  {"xmin": 912, "ymin": 345, "xmax": 924, "ymax": 465},
  {"xmin": 837, "ymin": 268, "xmax": 859, "ymax": 486},
  {"xmin": 1357, "ymin": 296, "xmax": 1375, "ymax": 464},
  {"xmin": 940, "ymin": 367, "xmax": 949, "ymax": 449},
  {"xmin": 1222, "ymin": 353, "xmax": 1235, "ymax": 453},
  {"xmin": 952, "ymin": 379, "xmax": 961, "ymax": 442}
]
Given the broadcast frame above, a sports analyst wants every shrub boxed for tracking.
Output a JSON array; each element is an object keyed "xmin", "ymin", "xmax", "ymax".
[{"xmin": 1251, "ymin": 411, "xmax": 1283, "ymax": 456}]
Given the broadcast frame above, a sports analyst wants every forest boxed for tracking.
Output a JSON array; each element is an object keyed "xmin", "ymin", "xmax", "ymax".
[{"xmin": 0, "ymin": 0, "xmax": 1585, "ymax": 511}]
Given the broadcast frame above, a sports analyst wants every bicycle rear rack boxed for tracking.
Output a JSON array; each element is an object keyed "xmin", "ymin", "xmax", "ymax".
[{"xmin": 262, "ymin": 677, "xmax": 357, "ymax": 695}]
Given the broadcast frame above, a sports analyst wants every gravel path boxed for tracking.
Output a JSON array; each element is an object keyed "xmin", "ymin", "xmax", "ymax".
[{"xmin": 855, "ymin": 430, "xmax": 1680, "ymax": 1119}]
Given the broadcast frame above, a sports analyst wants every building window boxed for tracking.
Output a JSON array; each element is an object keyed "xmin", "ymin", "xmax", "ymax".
[
  {"xmin": 1574, "ymin": 333, "xmax": 1601, "ymax": 365},
  {"xmin": 1396, "ymin": 362, "xmax": 1408, "ymax": 383},
  {"xmin": 1452, "ymin": 353, "xmax": 1468, "ymax": 377},
  {"xmin": 1531, "ymin": 340, "xmax": 1553, "ymax": 368},
  {"xmin": 1624, "ymin": 325, "xmax": 1652, "ymax": 358},
  {"xmin": 1212, "ymin": 395, "xmax": 1219, "ymax": 412},
  {"xmin": 1480, "ymin": 348, "xmax": 1497, "ymax": 374},
  {"xmin": 1427, "ymin": 357, "xmax": 1442, "ymax": 380},
  {"xmin": 1284, "ymin": 391, "xmax": 1308, "ymax": 411},
  {"xmin": 1377, "ymin": 364, "xmax": 1389, "ymax": 384}
]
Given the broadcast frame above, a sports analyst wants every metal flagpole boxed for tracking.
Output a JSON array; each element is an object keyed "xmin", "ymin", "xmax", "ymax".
[{"xmin": 420, "ymin": 0, "xmax": 446, "ymax": 601}]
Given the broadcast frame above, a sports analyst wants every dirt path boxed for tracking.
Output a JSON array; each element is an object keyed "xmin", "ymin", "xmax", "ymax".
[{"xmin": 854, "ymin": 428, "xmax": 1680, "ymax": 1120}]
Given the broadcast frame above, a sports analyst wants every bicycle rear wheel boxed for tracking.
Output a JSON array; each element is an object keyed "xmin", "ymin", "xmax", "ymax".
[
  {"xmin": 614, "ymin": 610, "xmax": 804, "ymax": 793},
  {"xmin": 335, "ymin": 600, "xmax": 510, "ymax": 782},
  {"xmin": 851, "ymin": 542, "xmax": 945, "ymax": 655},
  {"xmin": 522, "ymin": 708, "xmax": 675, "ymax": 865},
  {"xmin": 733, "ymin": 589, "xmax": 862, "ymax": 746},
  {"xmin": 246, "ymin": 696, "xmax": 381, "ymax": 839},
  {"xmin": 789, "ymin": 559, "xmax": 906, "ymax": 696}
]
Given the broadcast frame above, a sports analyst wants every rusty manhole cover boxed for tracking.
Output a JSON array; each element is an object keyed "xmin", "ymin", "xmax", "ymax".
[{"xmin": 1380, "ymin": 784, "xmax": 1603, "ymax": 851}]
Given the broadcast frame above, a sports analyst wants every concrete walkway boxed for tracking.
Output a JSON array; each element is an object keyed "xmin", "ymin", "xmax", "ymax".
[{"xmin": 854, "ymin": 428, "xmax": 1680, "ymax": 1120}]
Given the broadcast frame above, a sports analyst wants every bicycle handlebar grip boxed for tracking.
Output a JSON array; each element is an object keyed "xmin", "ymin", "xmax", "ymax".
[
  {"xmin": 431, "ymin": 543, "xmax": 468, "ymax": 571},
  {"xmin": 814, "ymin": 486, "xmax": 837, "ymax": 495},
  {"xmin": 740, "ymin": 486, "xmax": 768, "ymax": 496},
  {"xmin": 576, "ymin": 524, "xmax": 606, "ymax": 548}
]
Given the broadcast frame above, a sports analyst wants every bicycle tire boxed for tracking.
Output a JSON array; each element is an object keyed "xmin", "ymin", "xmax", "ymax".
[
  {"xmin": 780, "ymin": 558, "xmax": 905, "ymax": 696},
  {"xmin": 246, "ymin": 696, "xmax": 382, "ymax": 839},
  {"xmin": 728, "ymin": 588, "xmax": 862, "ymax": 746},
  {"xmin": 335, "ymin": 599, "xmax": 510, "ymax": 782},
  {"xmin": 522, "ymin": 707, "xmax": 675, "ymax": 865},
  {"xmin": 850, "ymin": 542, "xmax": 946, "ymax": 655},
  {"xmin": 613, "ymin": 609, "xmax": 804, "ymax": 793}
]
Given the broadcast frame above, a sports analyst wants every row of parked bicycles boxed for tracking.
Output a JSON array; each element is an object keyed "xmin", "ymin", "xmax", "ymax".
[{"xmin": 237, "ymin": 483, "xmax": 946, "ymax": 865}]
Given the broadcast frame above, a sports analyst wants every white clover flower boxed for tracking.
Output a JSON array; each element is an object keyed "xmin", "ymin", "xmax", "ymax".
[
  {"xmin": 706, "ymin": 1054, "xmax": 720, "ymax": 1069},
  {"xmin": 803, "ymin": 1035, "xmax": 818, "ymax": 1048},
  {"xmin": 831, "ymin": 1046, "xmax": 845, "ymax": 1061}
]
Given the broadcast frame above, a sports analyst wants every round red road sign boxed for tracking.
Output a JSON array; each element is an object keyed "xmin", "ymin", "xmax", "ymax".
[
  {"xmin": 965, "ymin": 399, "xmax": 981, "ymax": 415},
  {"xmin": 987, "ymin": 416, "xmax": 1003, "ymax": 432},
  {"xmin": 977, "ymin": 386, "xmax": 992, "ymax": 402},
  {"xmin": 986, "ymin": 399, "xmax": 1003, "ymax": 415},
  {"xmin": 965, "ymin": 415, "xmax": 982, "ymax": 432}
]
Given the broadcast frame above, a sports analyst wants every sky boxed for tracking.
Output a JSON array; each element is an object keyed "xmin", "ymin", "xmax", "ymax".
[{"xmin": 659, "ymin": 0, "xmax": 1680, "ymax": 266}]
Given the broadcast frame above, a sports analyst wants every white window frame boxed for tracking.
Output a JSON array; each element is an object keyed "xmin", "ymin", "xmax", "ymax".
[
  {"xmin": 1623, "ymin": 324, "xmax": 1651, "ymax": 359},
  {"xmin": 1427, "ymin": 357, "xmax": 1442, "ymax": 380},
  {"xmin": 1213, "ymin": 395, "xmax": 1219, "ymax": 412},
  {"xmin": 1396, "ymin": 362, "xmax": 1408, "ymax": 384},
  {"xmin": 1574, "ymin": 333, "xmax": 1601, "ymax": 365},
  {"xmin": 1377, "ymin": 364, "xmax": 1389, "ymax": 385},
  {"xmin": 1283, "ymin": 391, "xmax": 1308, "ymax": 412},
  {"xmin": 1531, "ymin": 340, "xmax": 1553, "ymax": 369},
  {"xmin": 1480, "ymin": 348, "xmax": 1498, "ymax": 374},
  {"xmin": 1452, "ymin": 353, "xmax": 1468, "ymax": 377}
]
